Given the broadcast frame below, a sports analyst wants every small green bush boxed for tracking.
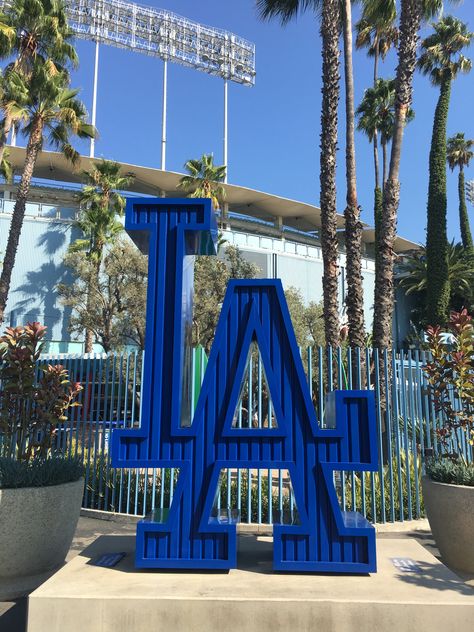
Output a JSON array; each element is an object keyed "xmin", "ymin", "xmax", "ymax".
[
  {"xmin": 426, "ymin": 458, "xmax": 474, "ymax": 487},
  {"xmin": 0, "ymin": 455, "xmax": 84, "ymax": 489}
]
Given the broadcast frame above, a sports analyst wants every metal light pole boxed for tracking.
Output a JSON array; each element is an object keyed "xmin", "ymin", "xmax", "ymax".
[
  {"xmin": 161, "ymin": 59, "xmax": 168, "ymax": 171},
  {"xmin": 90, "ymin": 39, "xmax": 100, "ymax": 158},
  {"xmin": 223, "ymin": 79, "xmax": 228, "ymax": 183}
]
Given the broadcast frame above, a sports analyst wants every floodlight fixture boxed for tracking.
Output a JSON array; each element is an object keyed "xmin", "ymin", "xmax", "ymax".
[
  {"xmin": 0, "ymin": 0, "xmax": 256, "ymax": 174},
  {"xmin": 63, "ymin": 0, "xmax": 256, "ymax": 87},
  {"xmin": 467, "ymin": 180, "xmax": 474, "ymax": 206}
]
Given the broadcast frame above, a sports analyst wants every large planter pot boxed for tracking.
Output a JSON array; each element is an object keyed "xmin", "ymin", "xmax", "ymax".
[
  {"xmin": 422, "ymin": 475, "xmax": 474, "ymax": 574},
  {"xmin": 0, "ymin": 477, "xmax": 84, "ymax": 597}
]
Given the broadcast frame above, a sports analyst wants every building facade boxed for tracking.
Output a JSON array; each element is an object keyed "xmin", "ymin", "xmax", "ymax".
[{"xmin": 0, "ymin": 147, "xmax": 417, "ymax": 351}]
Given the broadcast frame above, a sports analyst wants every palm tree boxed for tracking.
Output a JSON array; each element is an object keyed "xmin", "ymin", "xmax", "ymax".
[
  {"xmin": 419, "ymin": 16, "xmax": 472, "ymax": 326},
  {"xmin": 74, "ymin": 160, "xmax": 134, "ymax": 266},
  {"xmin": 257, "ymin": 0, "xmax": 341, "ymax": 348},
  {"xmin": 373, "ymin": 0, "xmax": 461, "ymax": 351},
  {"xmin": 0, "ymin": 63, "xmax": 95, "ymax": 325},
  {"xmin": 355, "ymin": 0, "xmax": 398, "ymax": 84},
  {"xmin": 447, "ymin": 132, "xmax": 474, "ymax": 252},
  {"xmin": 0, "ymin": 146, "xmax": 12, "ymax": 182},
  {"xmin": 0, "ymin": 0, "xmax": 78, "ymax": 165},
  {"xmin": 356, "ymin": 79, "xmax": 414, "ymax": 271},
  {"xmin": 72, "ymin": 160, "xmax": 134, "ymax": 352},
  {"xmin": 341, "ymin": 0, "xmax": 365, "ymax": 350},
  {"xmin": 177, "ymin": 154, "xmax": 226, "ymax": 210}
]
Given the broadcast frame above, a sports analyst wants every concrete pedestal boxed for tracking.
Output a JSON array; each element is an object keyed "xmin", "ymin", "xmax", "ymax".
[{"xmin": 27, "ymin": 535, "xmax": 474, "ymax": 632}]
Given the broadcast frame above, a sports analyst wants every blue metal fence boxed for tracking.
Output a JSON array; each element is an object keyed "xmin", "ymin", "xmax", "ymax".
[{"xmin": 29, "ymin": 347, "xmax": 473, "ymax": 523}]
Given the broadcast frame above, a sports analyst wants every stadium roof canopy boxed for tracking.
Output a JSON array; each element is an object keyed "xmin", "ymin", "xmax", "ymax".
[{"xmin": 7, "ymin": 146, "xmax": 419, "ymax": 253}]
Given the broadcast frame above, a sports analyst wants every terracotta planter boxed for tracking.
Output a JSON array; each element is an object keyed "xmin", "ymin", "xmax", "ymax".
[
  {"xmin": 0, "ymin": 477, "xmax": 84, "ymax": 598},
  {"xmin": 422, "ymin": 476, "xmax": 474, "ymax": 573}
]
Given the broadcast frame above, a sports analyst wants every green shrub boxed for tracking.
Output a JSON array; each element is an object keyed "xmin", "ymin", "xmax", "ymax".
[
  {"xmin": 0, "ymin": 455, "xmax": 84, "ymax": 489},
  {"xmin": 343, "ymin": 451, "xmax": 424, "ymax": 522},
  {"xmin": 426, "ymin": 458, "xmax": 474, "ymax": 486}
]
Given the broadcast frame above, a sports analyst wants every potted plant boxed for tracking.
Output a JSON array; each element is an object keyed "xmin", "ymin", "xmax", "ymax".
[
  {"xmin": 0, "ymin": 322, "xmax": 84, "ymax": 598},
  {"xmin": 422, "ymin": 309, "xmax": 474, "ymax": 574}
]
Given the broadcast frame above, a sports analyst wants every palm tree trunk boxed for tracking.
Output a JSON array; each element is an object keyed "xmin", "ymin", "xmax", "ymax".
[
  {"xmin": 426, "ymin": 78, "xmax": 451, "ymax": 326},
  {"xmin": 373, "ymin": 137, "xmax": 380, "ymax": 189},
  {"xmin": 382, "ymin": 140, "xmax": 388, "ymax": 187},
  {"xmin": 84, "ymin": 254, "xmax": 102, "ymax": 353},
  {"xmin": 0, "ymin": 116, "xmax": 43, "ymax": 325},
  {"xmin": 458, "ymin": 167, "xmax": 473, "ymax": 252},
  {"xmin": 373, "ymin": 0, "xmax": 421, "ymax": 351},
  {"xmin": 319, "ymin": 0, "xmax": 341, "ymax": 349},
  {"xmin": 373, "ymin": 39, "xmax": 379, "ymax": 84},
  {"xmin": 342, "ymin": 0, "xmax": 365, "ymax": 351},
  {"xmin": 0, "ymin": 113, "xmax": 13, "ymax": 168}
]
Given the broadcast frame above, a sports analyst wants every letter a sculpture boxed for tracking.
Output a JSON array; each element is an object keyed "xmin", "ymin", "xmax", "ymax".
[{"xmin": 112, "ymin": 198, "xmax": 378, "ymax": 573}]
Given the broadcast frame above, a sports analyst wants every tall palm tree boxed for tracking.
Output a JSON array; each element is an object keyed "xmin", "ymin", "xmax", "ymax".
[
  {"xmin": 447, "ymin": 132, "xmax": 474, "ymax": 252},
  {"xmin": 74, "ymin": 160, "xmax": 134, "ymax": 267},
  {"xmin": 356, "ymin": 79, "xmax": 414, "ymax": 283},
  {"xmin": 177, "ymin": 154, "xmax": 226, "ymax": 210},
  {"xmin": 257, "ymin": 0, "xmax": 341, "ymax": 348},
  {"xmin": 372, "ymin": 0, "xmax": 461, "ymax": 351},
  {"xmin": 419, "ymin": 16, "xmax": 472, "ymax": 326},
  {"xmin": 341, "ymin": 0, "xmax": 365, "ymax": 350},
  {"xmin": 0, "ymin": 63, "xmax": 95, "ymax": 325},
  {"xmin": 72, "ymin": 160, "xmax": 134, "ymax": 352},
  {"xmin": 356, "ymin": 0, "xmax": 397, "ymax": 289},
  {"xmin": 0, "ymin": 0, "xmax": 78, "ymax": 166},
  {"xmin": 355, "ymin": 0, "xmax": 398, "ymax": 84}
]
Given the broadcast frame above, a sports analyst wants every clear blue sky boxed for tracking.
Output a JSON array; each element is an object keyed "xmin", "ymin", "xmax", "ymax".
[{"xmin": 69, "ymin": 0, "xmax": 473, "ymax": 245}]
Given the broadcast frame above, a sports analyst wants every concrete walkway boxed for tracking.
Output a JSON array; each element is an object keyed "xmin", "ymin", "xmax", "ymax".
[{"xmin": 1, "ymin": 516, "xmax": 473, "ymax": 632}]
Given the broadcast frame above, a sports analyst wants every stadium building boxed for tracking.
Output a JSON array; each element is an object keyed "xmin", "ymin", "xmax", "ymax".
[{"xmin": 0, "ymin": 146, "xmax": 417, "ymax": 352}]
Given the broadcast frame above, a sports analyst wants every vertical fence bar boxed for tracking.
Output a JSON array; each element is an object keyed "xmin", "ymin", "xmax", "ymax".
[
  {"xmin": 383, "ymin": 350, "xmax": 395, "ymax": 523},
  {"xmin": 366, "ymin": 347, "xmax": 376, "ymax": 521},
  {"xmin": 399, "ymin": 349, "xmax": 413, "ymax": 520},
  {"xmin": 407, "ymin": 351, "xmax": 421, "ymax": 518},
  {"xmin": 392, "ymin": 351, "xmax": 404, "ymax": 521},
  {"xmin": 373, "ymin": 351, "xmax": 386, "ymax": 523},
  {"xmin": 83, "ymin": 354, "xmax": 97, "ymax": 508},
  {"xmin": 75, "ymin": 355, "xmax": 86, "ymax": 460},
  {"xmin": 90, "ymin": 354, "xmax": 105, "ymax": 509}
]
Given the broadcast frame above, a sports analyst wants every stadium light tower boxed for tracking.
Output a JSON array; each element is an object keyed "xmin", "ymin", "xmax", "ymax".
[
  {"xmin": 0, "ymin": 1, "xmax": 256, "ymax": 174},
  {"xmin": 2, "ymin": 0, "xmax": 256, "ymax": 176},
  {"xmin": 65, "ymin": 0, "xmax": 257, "ymax": 173}
]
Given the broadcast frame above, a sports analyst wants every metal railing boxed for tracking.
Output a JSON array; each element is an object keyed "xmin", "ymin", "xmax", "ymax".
[{"xmin": 5, "ymin": 347, "xmax": 472, "ymax": 523}]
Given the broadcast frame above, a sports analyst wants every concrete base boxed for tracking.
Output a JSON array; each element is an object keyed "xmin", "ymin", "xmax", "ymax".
[{"xmin": 27, "ymin": 535, "xmax": 474, "ymax": 632}]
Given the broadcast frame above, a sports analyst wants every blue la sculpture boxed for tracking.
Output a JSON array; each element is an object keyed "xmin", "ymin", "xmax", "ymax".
[{"xmin": 111, "ymin": 198, "xmax": 378, "ymax": 572}]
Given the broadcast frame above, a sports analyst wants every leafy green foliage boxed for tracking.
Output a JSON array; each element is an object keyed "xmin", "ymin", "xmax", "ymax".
[
  {"xmin": 72, "ymin": 160, "xmax": 134, "ymax": 264},
  {"xmin": 0, "ymin": 455, "xmax": 84, "ymax": 489},
  {"xmin": 424, "ymin": 310, "xmax": 474, "ymax": 464},
  {"xmin": 284, "ymin": 286, "xmax": 325, "ymax": 347},
  {"xmin": 0, "ymin": 322, "xmax": 82, "ymax": 461},
  {"xmin": 193, "ymin": 245, "xmax": 259, "ymax": 353},
  {"xmin": 426, "ymin": 458, "xmax": 474, "ymax": 486},
  {"xmin": 177, "ymin": 154, "xmax": 226, "ymax": 210},
  {"xmin": 356, "ymin": 78, "xmax": 414, "ymax": 147},
  {"xmin": 355, "ymin": 1, "xmax": 398, "ymax": 61},
  {"xmin": 399, "ymin": 241, "xmax": 474, "ymax": 327},
  {"xmin": 343, "ymin": 452, "xmax": 424, "ymax": 522},
  {"xmin": 418, "ymin": 16, "xmax": 473, "ymax": 86},
  {"xmin": 59, "ymin": 238, "xmax": 148, "ymax": 352}
]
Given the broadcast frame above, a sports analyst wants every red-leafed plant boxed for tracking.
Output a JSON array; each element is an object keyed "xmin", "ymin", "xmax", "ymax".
[
  {"xmin": 0, "ymin": 323, "xmax": 82, "ymax": 462},
  {"xmin": 424, "ymin": 309, "xmax": 474, "ymax": 465}
]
